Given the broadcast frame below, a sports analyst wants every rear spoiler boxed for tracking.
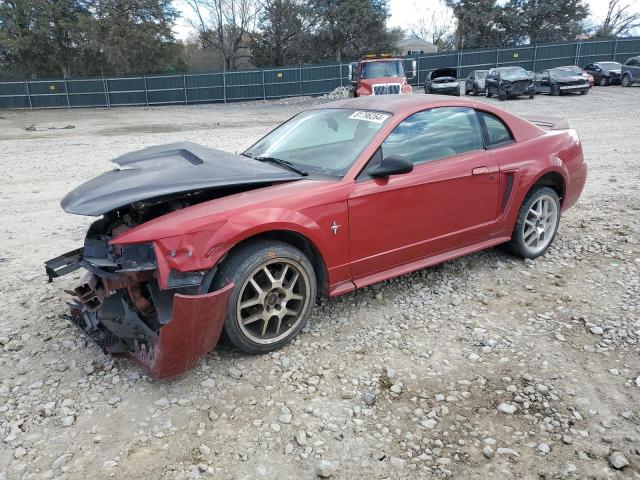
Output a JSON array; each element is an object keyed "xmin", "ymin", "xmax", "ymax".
[{"xmin": 521, "ymin": 115, "xmax": 570, "ymax": 130}]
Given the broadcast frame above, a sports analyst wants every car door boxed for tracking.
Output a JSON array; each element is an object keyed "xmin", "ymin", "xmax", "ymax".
[
  {"xmin": 347, "ymin": 107, "xmax": 501, "ymax": 280},
  {"xmin": 537, "ymin": 71, "xmax": 550, "ymax": 94},
  {"xmin": 466, "ymin": 72, "xmax": 475, "ymax": 91},
  {"xmin": 627, "ymin": 57, "xmax": 640, "ymax": 81},
  {"xmin": 486, "ymin": 70, "xmax": 497, "ymax": 94}
]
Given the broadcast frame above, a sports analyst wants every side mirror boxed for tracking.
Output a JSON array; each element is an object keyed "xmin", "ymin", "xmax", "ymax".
[{"xmin": 369, "ymin": 155, "xmax": 413, "ymax": 178}]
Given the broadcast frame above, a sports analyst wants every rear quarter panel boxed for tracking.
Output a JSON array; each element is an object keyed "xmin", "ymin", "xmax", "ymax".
[{"xmin": 492, "ymin": 128, "xmax": 585, "ymax": 236}]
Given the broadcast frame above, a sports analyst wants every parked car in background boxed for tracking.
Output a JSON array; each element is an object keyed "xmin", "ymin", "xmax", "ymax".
[
  {"xmin": 621, "ymin": 56, "xmax": 640, "ymax": 87},
  {"xmin": 534, "ymin": 67, "xmax": 590, "ymax": 96},
  {"xmin": 583, "ymin": 62, "xmax": 622, "ymax": 86},
  {"xmin": 557, "ymin": 65, "xmax": 593, "ymax": 87},
  {"xmin": 45, "ymin": 96, "xmax": 587, "ymax": 378},
  {"xmin": 424, "ymin": 68, "xmax": 460, "ymax": 96},
  {"xmin": 485, "ymin": 67, "xmax": 536, "ymax": 100},
  {"xmin": 464, "ymin": 70, "xmax": 488, "ymax": 95}
]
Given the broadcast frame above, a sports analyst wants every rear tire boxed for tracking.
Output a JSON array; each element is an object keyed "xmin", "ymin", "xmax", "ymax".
[
  {"xmin": 506, "ymin": 186, "xmax": 561, "ymax": 259},
  {"xmin": 212, "ymin": 240, "xmax": 317, "ymax": 354}
]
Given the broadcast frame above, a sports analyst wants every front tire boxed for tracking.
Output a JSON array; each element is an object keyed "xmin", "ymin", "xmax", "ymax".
[
  {"xmin": 498, "ymin": 91, "xmax": 507, "ymax": 101},
  {"xmin": 622, "ymin": 74, "xmax": 632, "ymax": 87},
  {"xmin": 550, "ymin": 84, "xmax": 560, "ymax": 96},
  {"xmin": 599, "ymin": 76, "xmax": 609, "ymax": 86},
  {"xmin": 212, "ymin": 240, "xmax": 317, "ymax": 354},
  {"xmin": 580, "ymin": 88, "xmax": 588, "ymax": 95},
  {"xmin": 507, "ymin": 186, "xmax": 561, "ymax": 259}
]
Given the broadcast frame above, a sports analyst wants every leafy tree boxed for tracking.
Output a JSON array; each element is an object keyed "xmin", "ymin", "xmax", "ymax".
[
  {"xmin": 251, "ymin": 0, "xmax": 310, "ymax": 67},
  {"xmin": 0, "ymin": 0, "xmax": 92, "ymax": 78},
  {"xmin": 444, "ymin": 0, "xmax": 503, "ymax": 49},
  {"xmin": 592, "ymin": 0, "xmax": 640, "ymax": 38},
  {"xmin": 87, "ymin": 0, "xmax": 181, "ymax": 75},
  {"xmin": 499, "ymin": 0, "xmax": 590, "ymax": 45},
  {"xmin": 0, "ymin": 0, "xmax": 183, "ymax": 78},
  {"xmin": 308, "ymin": 0, "xmax": 398, "ymax": 62}
]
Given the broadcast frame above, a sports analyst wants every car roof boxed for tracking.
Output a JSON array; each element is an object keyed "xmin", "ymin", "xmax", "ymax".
[{"xmin": 312, "ymin": 95, "xmax": 467, "ymax": 115}]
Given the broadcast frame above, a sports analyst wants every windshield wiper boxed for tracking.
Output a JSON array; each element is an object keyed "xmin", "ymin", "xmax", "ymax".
[{"xmin": 254, "ymin": 156, "xmax": 308, "ymax": 176}]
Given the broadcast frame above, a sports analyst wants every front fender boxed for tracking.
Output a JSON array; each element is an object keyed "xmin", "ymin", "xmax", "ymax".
[{"xmin": 152, "ymin": 207, "xmax": 329, "ymax": 289}]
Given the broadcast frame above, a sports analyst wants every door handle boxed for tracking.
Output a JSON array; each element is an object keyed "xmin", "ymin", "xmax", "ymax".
[{"xmin": 472, "ymin": 166, "xmax": 489, "ymax": 175}]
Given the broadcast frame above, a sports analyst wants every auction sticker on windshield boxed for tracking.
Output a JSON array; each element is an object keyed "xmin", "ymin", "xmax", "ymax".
[{"xmin": 349, "ymin": 111, "xmax": 390, "ymax": 123}]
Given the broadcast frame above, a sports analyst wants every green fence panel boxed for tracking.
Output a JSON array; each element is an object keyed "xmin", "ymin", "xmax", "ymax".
[
  {"xmin": 65, "ymin": 79, "xmax": 107, "ymax": 107},
  {"xmin": 1, "ymin": 37, "xmax": 638, "ymax": 109},
  {"xmin": 264, "ymin": 67, "xmax": 301, "ymax": 98},
  {"xmin": 185, "ymin": 73, "xmax": 224, "ymax": 103},
  {"xmin": 615, "ymin": 38, "xmax": 640, "ymax": 61}
]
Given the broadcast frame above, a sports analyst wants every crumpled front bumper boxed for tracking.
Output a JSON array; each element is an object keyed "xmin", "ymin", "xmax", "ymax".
[
  {"xmin": 48, "ymin": 246, "xmax": 235, "ymax": 379},
  {"xmin": 129, "ymin": 284, "xmax": 233, "ymax": 378},
  {"xmin": 67, "ymin": 283, "xmax": 233, "ymax": 379}
]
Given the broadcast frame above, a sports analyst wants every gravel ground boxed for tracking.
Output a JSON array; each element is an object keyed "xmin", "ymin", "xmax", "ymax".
[{"xmin": 0, "ymin": 85, "xmax": 639, "ymax": 480}]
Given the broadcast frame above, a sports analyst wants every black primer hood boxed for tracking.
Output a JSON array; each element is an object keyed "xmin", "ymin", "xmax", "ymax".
[{"xmin": 61, "ymin": 142, "xmax": 303, "ymax": 216}]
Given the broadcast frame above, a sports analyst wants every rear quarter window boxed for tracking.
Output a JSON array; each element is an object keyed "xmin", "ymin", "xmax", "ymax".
[{"xmin": 478, "ymin": 112, "xmax": 514, "ymax": 147}]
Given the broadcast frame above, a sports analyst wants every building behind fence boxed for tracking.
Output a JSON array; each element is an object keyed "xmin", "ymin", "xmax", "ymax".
[{"xmin": 1, "ymin": 37, "xmax": 638, "ymax": 110}]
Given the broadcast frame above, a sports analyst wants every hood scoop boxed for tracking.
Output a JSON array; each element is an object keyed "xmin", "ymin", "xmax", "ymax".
[{"xmin": 61, "ymin": 142, "xmax": 303, "ymax": 216}]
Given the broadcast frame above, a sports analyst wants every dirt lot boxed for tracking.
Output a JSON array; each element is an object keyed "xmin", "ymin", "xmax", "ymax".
[{"xmin": 1, "ymin": 85, "xmax": 639, "ymax": 480}]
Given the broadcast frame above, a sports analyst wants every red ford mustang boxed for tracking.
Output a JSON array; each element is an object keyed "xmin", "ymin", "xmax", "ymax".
[{"xmin": 46, "ymin": 96, "xmax": 587, "ymax": 378}]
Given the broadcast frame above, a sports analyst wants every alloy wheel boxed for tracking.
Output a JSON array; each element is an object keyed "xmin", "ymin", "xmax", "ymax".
[
  {"xmin": 522, "ymin": 194, "xmax": 559, "ymax": 255},
  {"xmin": 236, "ymin": 259, "xmax": 311, "ymax": 345}
]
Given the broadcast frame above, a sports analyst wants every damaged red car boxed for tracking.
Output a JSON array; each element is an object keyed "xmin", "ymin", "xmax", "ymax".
[{"xmin": 46, "ymin": 96, "xmax": 587, "ymax": 378}]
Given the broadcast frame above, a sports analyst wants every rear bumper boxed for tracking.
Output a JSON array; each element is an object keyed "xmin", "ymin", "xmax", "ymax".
[{"xmin": 563, "ymin": 162, "xmax": 588, "ymax": 211}]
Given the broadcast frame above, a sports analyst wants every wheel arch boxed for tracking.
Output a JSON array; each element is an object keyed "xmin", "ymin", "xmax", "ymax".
[
  {"xmin": 529, "ymin": 170, "xmax": 566, "ymax": 205},
  {"xmin": 216, "ymin": 229, "xmax": 330, "ymax": 298}
]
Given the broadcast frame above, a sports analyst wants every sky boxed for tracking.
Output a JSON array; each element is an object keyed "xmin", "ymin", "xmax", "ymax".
[{"xmin": 173, "ymin": 0, "xmax": 639, "ymax": 41}]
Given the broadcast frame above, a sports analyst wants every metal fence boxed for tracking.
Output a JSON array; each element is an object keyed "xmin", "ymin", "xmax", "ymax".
[{"xmin": 1, "ymin": 37, "xmax": 639, "ymax": 110}]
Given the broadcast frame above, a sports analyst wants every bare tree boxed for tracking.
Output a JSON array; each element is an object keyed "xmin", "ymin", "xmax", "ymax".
[
  {"xmin": 184, "ymin": 0, "xmax": 261, "ymax": 69},
  {"xmin": 408, "ymin": 0, "xmax": 456, "ymax": 51},
  {"xmin": 594, "ymin": 0, "xmax": 640, "ymax": 37}
]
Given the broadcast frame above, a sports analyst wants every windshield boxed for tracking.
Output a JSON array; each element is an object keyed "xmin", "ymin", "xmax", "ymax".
[
  {"xmin": 550, "ymin": 69, "xmax": 580, "ymax": 78},
  {"xmin": 475, "ymin": 71, "xmax": 488, "ymax": 80},
  {"xmin": 362, "ymin": 60, "xmax": 404, "ymax": 79},
  {"xmin": 600, "ymin": 62, "xmax": 621, "ymax": 69},
  {"xmin": 244, "ymin": 109, "xmax": 391, "ymax": 177},
  {"xmin": 499, "ymin": 67, "xmax": 529, "ymax": 80}
]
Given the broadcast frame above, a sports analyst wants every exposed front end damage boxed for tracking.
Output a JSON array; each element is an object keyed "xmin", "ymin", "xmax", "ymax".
[
  {"xmin": 45, "ymin": 141, "xmax": 307, "ymax": 378},
  {"xmin": 46, "ymin": 237, "xmax": 233, "ymax": 378}
]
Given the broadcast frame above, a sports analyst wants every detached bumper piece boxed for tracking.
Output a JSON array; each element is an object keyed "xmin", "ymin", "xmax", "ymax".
[
  {"xmin": 66, "ymin": 283, "xmax": 234, "ymax": 379},
  {"xmin": 131, "ymin": 284, "xmax": 233, "ymax": 378}
]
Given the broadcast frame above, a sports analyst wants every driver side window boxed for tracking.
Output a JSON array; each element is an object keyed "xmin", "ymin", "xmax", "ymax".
[{"xmin": 380, "ymin": 107, "xmax": 483, "ymax": 165}]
